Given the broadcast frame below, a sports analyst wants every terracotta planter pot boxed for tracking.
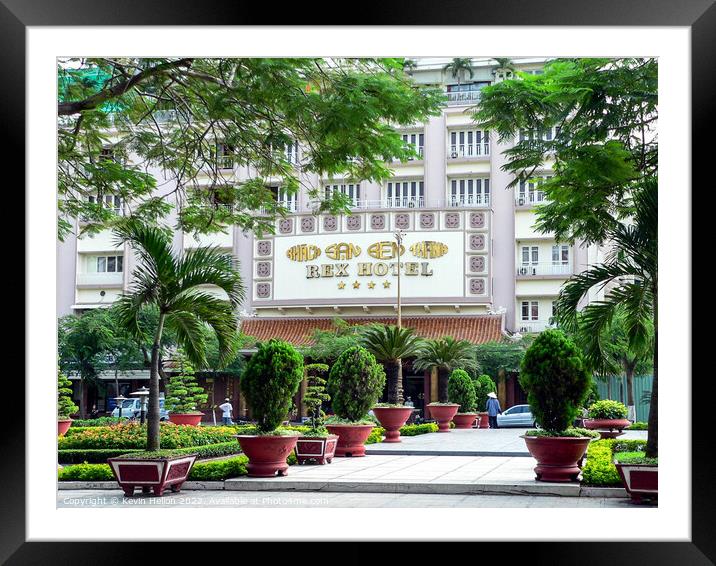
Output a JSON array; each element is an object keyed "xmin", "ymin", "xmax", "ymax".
[
  {"xmin": 584, "ymin": 418, "xmax": 631, "ymax": 431},
  {"xmin": 236, "ymin": 434, "xmax": 298, "ymax": 477},
  {"xmin": 615, "ymin": 461, "xmax": 658, "ymax": 502},
  {"xmin": 294, "ymin": 435, "xmax": 338, "ymax": 465},
  {"xmin": 57, "ymin": 418, "xmax": 72, "ymax": 437},
  {"xmin": 108, "ymin": 454, "xmax": 197, "ymax": 496},
  {"xmin": 168, "ymin": 413, "xmax": 203, "ymax": 426},
  {"xmin": 478, "ymin": 412, "xmax": 489, "ymax": 429},
  {"xmin": 452, "ymin": 413, "xmax": 478, "ymax": 429},
  {"xmin": 427, "ymin": 404, "xmax": 459, "ymax": 432},
  {"xmin": 325, "ymin": 424, "xmax": 374, "ymax": 457},
  {"xmin": 372, "ymin": 407, "xmax": 413, "ymax": 442},
  {"xmin": 522, "ymin": 435, "xmax": 593, "ymax": 482}
]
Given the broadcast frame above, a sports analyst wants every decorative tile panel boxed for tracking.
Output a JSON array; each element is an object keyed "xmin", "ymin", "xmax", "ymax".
[
  {"xmin": 469, "ymin": 234, "xmax": 485, "ymax": 251},
  {"xmin": 419, "ymin": 213, "xmax": 435, "ymax": 229},
  {"xmin": 370, "ymin": 214, "xmax": 386, "ymax": 230},
  {"xmin": 278, "ymin": 218, "xmax": 293, "ymax": 234},
  {"xmin": 470, "ymin": 212, "xmax": 485, "ymax": 229},
  {"xmin": 323, "ymin": 215, "xmax": 338, "ymax": 232},
  {"xmin": 445, "ymin": 212, "xmax": 461, "ymax": 229},
  {"xmin": 256, "ymin": 240, "xmax": 272, "ymax": 256},
  {"xmin": 394, "ymin": 213, "xmax": 410, "ymax": 230},
  {"xmin": 469, "ymin": 256, "xmax": 486, "ymax": 273},
  {"xmin": 256, "ymin": 282, "xmax": 271, "ymax": 298},
  {"xmin": 469, "ymin": 278, "xmax": 486, "ymax": 295},
  {"xmin": 256, "ymin": 261, "xmax": 272, "ymax": 278},
  {"xmin": 346, "ymin": 215, "xmax": 362, "ymax": 231},
  {"xmin": 300, "ymin": 217, "xmax": 315, "ymax": 233}
]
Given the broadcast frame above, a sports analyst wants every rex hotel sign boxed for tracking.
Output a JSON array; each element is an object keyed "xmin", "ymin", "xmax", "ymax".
[{"xmin": 285, "ymin": 240, "xmax": 450, "ymax": 280}]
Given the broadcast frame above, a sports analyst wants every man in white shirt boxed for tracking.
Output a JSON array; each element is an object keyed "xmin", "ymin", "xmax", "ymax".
[{"xmin": 219, "ymin": 398, "xmax": 234, "ymax": 425}]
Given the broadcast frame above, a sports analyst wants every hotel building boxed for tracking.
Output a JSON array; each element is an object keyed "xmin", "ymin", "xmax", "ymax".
[{"xmin": 57, "ymin": 57, "xmax": 605, "ymax": 416}]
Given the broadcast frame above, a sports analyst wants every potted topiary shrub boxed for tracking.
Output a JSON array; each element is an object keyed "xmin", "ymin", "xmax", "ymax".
[
  {"xmin": 236, "ymin": 339, "xmax": 304, "ymax": 477},
  {"xmin": 584, "ymin": 400, "xmax": 631, "ymax": 439},
  {"xmin": 294, "ymin": 363, "xmax": 338, "ymax": 464},
  {"xmin": 473, "ymin": 374, "xmax": 496, "ymax": 428},
  {"xmin": 58, "ymin": 368, "xmax": 78, "ymax": 436},
  {"xmin": 519, "ymin": 330, "xmax": 600, "ymax": 482},
  {"xmin": 165, "ymin": 351, "xmax": 208, "ymax": 426},
  {"xmin": 448, "ymin": 369, "xmax": 478, "ymax": 429},
  {"xmin": 326, "ymin": 346, "xmax": 386, "ymax": 456}
]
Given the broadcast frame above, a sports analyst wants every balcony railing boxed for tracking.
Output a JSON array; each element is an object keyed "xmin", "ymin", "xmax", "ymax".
[
  {"xmin": 448, "ymin": 143, "xmax": 490, "ymax": 159},
  {"xmin": 516, "ymin": 262, "xmax": 572, "ymax": 277},
  {"xmin": 76, "ymin": 272, "xmax": 124, "ymax": 286},
  {"xmin": 516, "ymin": 321, "xmax": 556, "ymax": 334},
  {"xmin": 445, "ymin": 90, "xmax": 481, "ymax": 106},
  {"xmin": 515, "ymin": 193, "xmax": 547, "ymax": 206},
  {"xmin": 447, "ymin": 196, "xmax": 490, "ymax": 208}
]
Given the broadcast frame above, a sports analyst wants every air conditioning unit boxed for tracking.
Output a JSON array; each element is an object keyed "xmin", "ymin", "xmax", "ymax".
[
  {"xmin": 518, "ymin": 197, "xmax": 525, "ymax": 206},
  {"xmin": 520, "ymin": 327, "xmax": 529, "ymax": 333},
  {"xmin": 451, "ymin": 151, "xmax": 458, "ymax": 159},
  {"xmin": 519, "ymin": 267, "xmax": 527, "ymax": 275}
]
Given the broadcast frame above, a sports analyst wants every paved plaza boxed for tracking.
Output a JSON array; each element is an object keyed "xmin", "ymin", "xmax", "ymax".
[
  {"xmin": 366, "ymin": 427, "xmax": 648, "ymax": 456},
  {"xmin": 58, "ymin": 489, "xmax": 634, "ymax": 508}
]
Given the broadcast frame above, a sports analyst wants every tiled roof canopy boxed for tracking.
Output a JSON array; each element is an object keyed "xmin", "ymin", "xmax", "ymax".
[{"xmin": 241, "ymin": 315, "xmax": 505, "ymax": 346}]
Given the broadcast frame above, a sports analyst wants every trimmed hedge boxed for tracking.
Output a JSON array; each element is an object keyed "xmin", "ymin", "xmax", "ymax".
[
  {"xmin": 71, "ymin": 417, "xmax": 124, "ymax": 428},
  {"xmin": 627, "ymin": 421, "xmax": 648, "ymax": 430},
  {"xmin": 58, "ymin": 463, "xmax": 115, "ymax": 482},
  {"xmin": 581, "ymin": 438, "xmax": 648, "ymax": 486},
  {"xmin": 448, "ymin": 369, "xmax": 477, "ymax": 413},
  {"xmin": 58, "ymin": 441, "xmax": 243, "ymax": 464}
]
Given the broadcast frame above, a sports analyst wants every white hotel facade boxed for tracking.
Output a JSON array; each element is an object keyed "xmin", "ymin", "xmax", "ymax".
[{"xmin": 57, "ymin": 57, "xmax": 605, "ymax": 352}]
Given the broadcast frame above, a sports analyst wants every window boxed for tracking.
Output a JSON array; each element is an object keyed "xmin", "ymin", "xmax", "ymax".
[
  {"xmin": 96, "ymin": 255, "xmax": 123, "ymax": 273},
  {"xmin": 99, "ymin": 147, "xmax": 115, "ymax": 162},
  {"xmin": 386, "ymin": 180, "xmax": 424, "ymax": 208},
  {"xmin": 552, "ymin": 244, "xmax": 570, "ymax": 265},
  {"xmin": 518, "ymin": 176, "xmax": 552, "ymax": 204},
  {"xmin": 88, "ymin": 194, "xmax": 123, "ymax": 214},
  {"xmin": 521, "ymin": 301, "xmax": 539, "ymax": 321},
  {"xmin": 216, "ymin": 143, "xmax": 235, "ymax": 170},
  {"xmin": 521, "ymin": 246, "xmax": 539, "ymax": 264},
  {"xmin": 449, "ymin": 178, "xmax": 490, "ymax": 206},
  {"xmin": 401, "ymin": 132, "xmax": 424, "ymax": 160},
  {"xmin": 283, "ymin": 140, "xmax": 299, "ymax": 165},
  {"xmin": 519, "ymin": 127, "xmax": 560, "ymax": 142},
  {"xmin": 325, "ymin": 183, "xmax": 361, "ymax": 207},
  {"xmin": 269, "ymin": 186, "xmax": 298, "ymax": 212},
  {"xmin": 448, "ymin": 129, "xmax": 490, "ymax": 158}
]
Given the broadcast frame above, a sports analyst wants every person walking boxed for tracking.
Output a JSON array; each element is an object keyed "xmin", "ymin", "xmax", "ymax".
[
  {"xmin": 219, "ymin": 398, "xmax": 234, "ymax": 426},
  {"xmin": 486, "ymin": 392, "xmax": 502, "ymax": 429}
]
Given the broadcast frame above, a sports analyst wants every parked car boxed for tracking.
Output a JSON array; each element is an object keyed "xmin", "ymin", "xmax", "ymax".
[
  {"xmin": 496, "ymin": 404, "xmax": 537, "ymax": 428},
  {"xmin": 111, "ymin": 397, "xmax": 169, "ymax": 421}
]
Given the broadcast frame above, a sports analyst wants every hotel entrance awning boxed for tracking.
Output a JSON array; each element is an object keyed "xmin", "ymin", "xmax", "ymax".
[{"xmin": 241, "ymin": 315, "xmax": 506, "ymax": 347}]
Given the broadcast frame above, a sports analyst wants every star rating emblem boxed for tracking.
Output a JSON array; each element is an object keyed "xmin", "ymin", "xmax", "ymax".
[
  {"xmin": 337, "ymin": 281, "xmax": 346, "ymax": 290},
  {"xmin": 353, "ymin": 280, "xmax": 361, "ymax": 289},
  {"xmin": 383, "ymin": 280, "xmax": 391, "ymax": 289},
  {"xmin": 367, "ymin": 281, "xmax": 376, "ymax": 289}
]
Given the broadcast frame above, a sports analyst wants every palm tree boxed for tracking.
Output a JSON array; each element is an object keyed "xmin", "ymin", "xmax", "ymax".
[
  {"xmin": 443, "ymin": 57, "xmax": 474, "ymax": 87},
  {"xmin": 492, "ymin": 57, "xmax": 516, "ymax": 79},
  {"xmin": 113, "ymin": 221, "xmax": 244, "ymax": 451},
  {"xmin": 361, "ymin": 324, "xmax": 423, "ymax": 405},
  {"xmin": 556, "ymin": 184, "xmax": 657, "ymax": 456},
  {"xmin": 413, "ymin": 337, "xmax": 478, "ymax": 402}
]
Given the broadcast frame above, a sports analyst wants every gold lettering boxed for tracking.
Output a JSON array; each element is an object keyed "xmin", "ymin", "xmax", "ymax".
[
  {"xmin": 420, "ymin": 262, "xmax": 433, "ymax": 276},
  {"xmin": 306, "ymin": 265, "xmax": 320, "ymax": 278},
  {"xmin": 321, "ymin": 264, "xmax": 334, "ymax": 277},
  {"xmin": 357, "ymin": 263, "xmax": 372, "ymax": 276},
  {"xmin": 374, "ymin": 262, "xmax": 388, "ymax": 276},
  {"xmin": 368, "ymin": 241, "xmax": 405, "ymax": 260},
  {"xmin": 288, "ymin": 244, "xmax": 321, "ymax": 262},
  {"xmin": 334, "ymin": 263, "xmax": 349, "ymax": 277},
  {"xmin": 405, "ymin": 262, "xmax": 419, "ymax": 276},
  {"xmin": 325, "ymin": 243, "xmax": 361, "ymax": 260},
  {"xmin": 410, "ymin": 241, "xmax": 448, "ymax": 259}
]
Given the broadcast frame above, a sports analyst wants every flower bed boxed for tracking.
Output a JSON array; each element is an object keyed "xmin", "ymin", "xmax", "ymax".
[
  {"xmin": 58, "ymin": 422, "xmax": 237, "ymax": 450},
  {"xmin": 581, "ymin": 438, "xmax": 648, "ymax": 486}
]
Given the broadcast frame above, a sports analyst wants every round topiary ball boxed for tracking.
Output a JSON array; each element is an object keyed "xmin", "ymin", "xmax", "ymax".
[
  {"xmin": 518, "ymin": 329, "xmax": 590, "ymax": 433},
  {"xmin": 327, "ymin": 346, "xmax": 386, "ymax": 422},
  {"xmin": 448, "ymin": 369, "xmax": 477, "ymax": 413},
  {"xmin": 240, "ymin": 339, "xmax": 304, "ymax": 433}
]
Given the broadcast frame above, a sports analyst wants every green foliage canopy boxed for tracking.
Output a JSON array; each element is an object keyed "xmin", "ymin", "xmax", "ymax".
[
  {"xmin": 447, "ymin": 369, "xmax": 477, "ymax": 413},
  {"xmin": 327, "ymin": 346, "xmax": 385, "ymax": 422}
]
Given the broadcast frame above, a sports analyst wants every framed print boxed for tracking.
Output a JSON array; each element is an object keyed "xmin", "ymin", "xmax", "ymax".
[{"xmin": 6, "ymin": 0, "xmax": 709, "ymax": 562}]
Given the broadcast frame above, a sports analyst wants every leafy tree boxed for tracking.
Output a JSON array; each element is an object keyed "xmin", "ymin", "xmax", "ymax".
[
  {"xmin": 300, "ymin": 318, "xmax": 364, "ymax": 363},
  {"xmin": 240, "ymin": 339, "xmax": 304, "ymax": 433},
  {"xmin": 473, "ymin": 339, "xmax": 530, "ymax": 383},
  {"xmin": 113, "ymin": 220, "xmax": 243, "ymax": 451},
  {"xmin": 474, "ymin": 58, "xmax": 658, "ymax": 456},
  {"xmin": 327, "ymin": 346, "xmax": 385, "ymax": 422},
  {"xmin": 443, "ymin": 57, "xmax": 474, "ymax": 86},
  {"xmin": 519, "ymin": 329, "xmax": 591, "ymax": 433},
  {"xmin": 57, "ymin": 58, "xmax": 443, "ymax": 240},
  {"xmin": 361, "ymin": 324, "xmax": 423, "ymax": 405},
  {"xmin": 164, "ymin": 350, "xmax": 208, "ymax": 414},
  {"xmin": 58, "ymin": 309, "xmax": 117, "ymax": 418},
  {"xmin": 472, "ymin": 374, "xmax": 497, "ymax": 414},
  {"xmin": 303, "ymin": 363, "xmax": 331, "ymax": 435},
  {"xmin": 447, "ymin": 369, "xmax": 477, "ymax": 413},
  {"xmin": 413, "ymin": 337, "xmax": 478, "ymax": 403},
  {"xmin": 58, "ymin": 367, "xmax": 79, "ymax": 419}
]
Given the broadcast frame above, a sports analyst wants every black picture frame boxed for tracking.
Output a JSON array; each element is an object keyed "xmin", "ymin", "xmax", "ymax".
[{"xmin": 6, "ymin": 0, "xmax": 708, "ymax": 562}]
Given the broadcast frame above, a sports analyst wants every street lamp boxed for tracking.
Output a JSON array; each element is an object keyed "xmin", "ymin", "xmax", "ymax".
[
  {"xmin": 113, "ymin": 395, "xmax": 127, "ymax": 419},
  {"xmin": 130, "ymin": 386, "xmax": 149, "ymax": 425},
  {"xmin": 393, "ymin": 229, "xmax": 405, "ymax": 329}
]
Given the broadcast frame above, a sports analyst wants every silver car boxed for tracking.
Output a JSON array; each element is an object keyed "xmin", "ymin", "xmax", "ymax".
[{"xmin": 496, "ymin": 404, "xmax": 537, "ymax": 428}]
